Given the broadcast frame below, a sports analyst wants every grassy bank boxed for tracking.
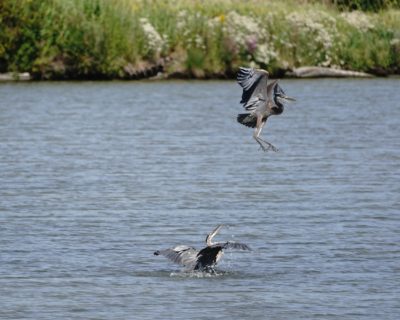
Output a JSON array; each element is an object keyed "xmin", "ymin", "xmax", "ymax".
[{"xmin": 1, "ymin": 0, "xmax": 399, "ymax": 79}]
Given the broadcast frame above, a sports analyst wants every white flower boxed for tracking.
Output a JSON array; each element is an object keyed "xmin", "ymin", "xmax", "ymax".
[
  {"xmin": 194, "ymin": 35, "xmax": 205, "ymax": 50},
  {"xmin": 140, "ymin": 18, "xmax": 164, "ymax": 55},
  {"xmin": 390, "ymin": 38, "xmax": 400, "ymax": 46},
  {"xmin": 254, "ymin": 43, "xmax": 276, "ymax": 65},
  {"xmin": 223, "ymin": 11, "xmax": 263, "ymax": 48},
  {"xmin": 340, "ymin": 11, "xmax": 375, "ymax": 32},
  {"xmin": 176, "ymin": 10, "xmax": 188, "ymax": 31},
  {"xmin": 286, "ymin": 11, "xmax": 337, "ymax": 66},
  {"xmin": 222, "ymin": 11, "xmax": 277, "ymax": 63}
]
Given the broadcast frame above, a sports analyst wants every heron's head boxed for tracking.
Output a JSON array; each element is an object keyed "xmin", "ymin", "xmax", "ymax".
[{"xmin": 274, "ymin": 83, "xmax": 296, "ymax": 105}]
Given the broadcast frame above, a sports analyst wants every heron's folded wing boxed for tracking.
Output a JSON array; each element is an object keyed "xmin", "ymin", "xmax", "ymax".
[
  {"xmin": 266, "ymin": 79, "xmax": 279, "ymax": 100},
  {"xmin": 155, "ymin": 245, "xmax": 198, "ymax": 267},
  {"xmin": 243, "ymin": 95, "xmax": 266, "ymax": 112},
  {"xmin": 237, "ymin": 67, "xmax": 268, "ymax": 108},
  {"xmin": 222, "ymin": 241, "xmax": 252, "ymax": 251}
]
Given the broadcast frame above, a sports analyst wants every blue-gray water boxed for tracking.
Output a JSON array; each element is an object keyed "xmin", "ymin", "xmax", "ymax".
[{"xmin": 0, "ymin": 79, "xmax": 399, "ymax": 319}]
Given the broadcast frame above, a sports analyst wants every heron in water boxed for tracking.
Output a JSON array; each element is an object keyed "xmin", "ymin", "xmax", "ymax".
[
  {"xmin": 236, "ymin": 67, "xmax": 296, "ymax": 152},
  {"xmin": 154, "ymin": 225, "xmax": 251, "ymax": 273}
]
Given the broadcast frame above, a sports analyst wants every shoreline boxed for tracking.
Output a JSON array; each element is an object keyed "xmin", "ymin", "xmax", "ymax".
[
  {"xmin": 2, "ymin": 1, "xmax": 399, "ymax": 82},
  {"xmin": 2, "ymin": 66, "xmax": 400, "ymax": 82}
]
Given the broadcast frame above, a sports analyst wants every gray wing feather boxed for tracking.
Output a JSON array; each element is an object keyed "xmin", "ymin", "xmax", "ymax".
[
  {"xmin": 237, "ymin": 67, "xmax": 269, "ymax": 110},
  {"xmin": 155, "ymin": 245, "xmax": 198, "ymax": 268},
  {"xmin": 243, "ymin": 95, "xmax": 266, "ymax": 111}
]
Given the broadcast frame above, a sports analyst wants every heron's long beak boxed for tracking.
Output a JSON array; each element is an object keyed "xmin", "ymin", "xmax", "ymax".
[
  {"xmin": 281, "ymin": 94, "xmax": 296, "ymax": 102},
  {"xmin": 206, "ymin": 225, "xmax": 223, "ymax": 246}
]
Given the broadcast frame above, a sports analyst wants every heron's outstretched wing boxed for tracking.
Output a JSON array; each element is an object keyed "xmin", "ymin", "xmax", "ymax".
[
  {"xmin": 154, "ymin": 245, "xmax": 198, "ymax": 268},
  {"xmin": 221, "ymin": 241, "xmax": 252, "ymax": 251},
  {"xmin": 237, "ymin": 67, "xmax": 269, "ymax": 111}
]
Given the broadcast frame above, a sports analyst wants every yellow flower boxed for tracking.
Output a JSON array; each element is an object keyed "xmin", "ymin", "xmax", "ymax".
[
  {"xmin": 131, "ymin": 3, "xmax": 139, "ymax": 12},
  {"xmin": 219, "ymin": 14, "xmax": 225, "ymax": 23}
]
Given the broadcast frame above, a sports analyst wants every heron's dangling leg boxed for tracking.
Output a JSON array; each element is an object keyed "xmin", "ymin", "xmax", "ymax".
[{"xmin": 253, "ymin": 117, "xmax": 278, "ymax": 152}]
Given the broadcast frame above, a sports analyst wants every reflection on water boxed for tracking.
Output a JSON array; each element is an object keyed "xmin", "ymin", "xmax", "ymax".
[{"xmin": 0, "ymin": 79, "xmax": 399, "ymax": 319}]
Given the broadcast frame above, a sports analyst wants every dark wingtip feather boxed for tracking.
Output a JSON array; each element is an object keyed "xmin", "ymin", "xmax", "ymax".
[
  {"xmin": 224, "ymin": 241, "xmax": 252, "ymax": 251},
  {"xmin": 242, "ymin": 244, "xmax": 252, "ymax": 251},
  {"xmin": 154, "ymin": 251, "xmax": 160, "ymax": 256},
  {"xmin": 237, "ymin": 113, "xmax": 257, "ymax": 128}
]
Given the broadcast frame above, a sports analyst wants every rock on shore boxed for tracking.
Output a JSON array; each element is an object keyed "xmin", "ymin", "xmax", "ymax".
[
  {"xmin": 0, "ymin": 72, "xmax": 31, "ymax": 81},
  {"xmin": 286, "ymin": 66, "xmax": 373, "ymax": 78}
]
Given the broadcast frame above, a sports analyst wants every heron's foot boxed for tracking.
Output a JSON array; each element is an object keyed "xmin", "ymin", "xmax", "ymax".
[
  {"xmin": 259, "ymin": 143, "xmax": 278, "ymax": 152},
  {"xmin": 256, "ymin": 138, "xmax": 278, "ymax": 152},
  {"xmin": 267, "ymin": 143, "xmax": 279, "ymax": 152}
]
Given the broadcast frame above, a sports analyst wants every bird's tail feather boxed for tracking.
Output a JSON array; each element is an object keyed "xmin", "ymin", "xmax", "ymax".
[{"xmin": 237, "ymin": 113, "xmax": 257, "ymax": 128}]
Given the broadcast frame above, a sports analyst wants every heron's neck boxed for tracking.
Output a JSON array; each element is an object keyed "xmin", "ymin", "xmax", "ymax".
[{"xmin": 272, "ymin": 98, "xmax": 284, "ymax": 114}]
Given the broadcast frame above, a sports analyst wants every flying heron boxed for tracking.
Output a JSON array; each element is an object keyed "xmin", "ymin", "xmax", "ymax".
[
  {"xmin": 236, "ymin": 67, "xmax": 296, "ymax": 152},
  {"xmin": 154, "ymin": 225, "xmax": 251, "ymax": 273}
]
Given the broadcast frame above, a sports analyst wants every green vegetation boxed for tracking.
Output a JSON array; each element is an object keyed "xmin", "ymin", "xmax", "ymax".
[
  {"xmin": 1, "ymin": 0, "xmax": 399, "ymax": 79},
  {"xmin": 331, "ymin": 0, "xmax": 399, "ymax": 11}
]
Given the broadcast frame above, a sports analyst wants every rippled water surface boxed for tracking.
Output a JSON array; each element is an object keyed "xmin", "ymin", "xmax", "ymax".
[{"xmin": 1, "ymin": 79, "xmax": 399, "ymax": 319}]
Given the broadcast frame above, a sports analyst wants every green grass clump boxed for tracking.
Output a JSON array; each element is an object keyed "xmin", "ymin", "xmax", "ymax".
[{"xmin": 1, "ymin": 0, "xmax": 399, "ymax": 79}]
